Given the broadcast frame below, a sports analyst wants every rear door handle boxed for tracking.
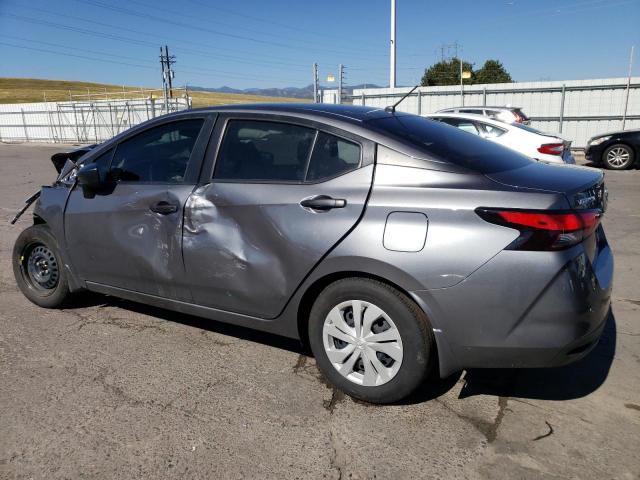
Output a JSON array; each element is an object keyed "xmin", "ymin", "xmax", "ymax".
[
  {"xmin": 150, "ymin": 201, "xmax": 178, "ymax": 215},
  {"xmin": 300, "ymin": 195, "xmax": 347, "ymax": 211}
]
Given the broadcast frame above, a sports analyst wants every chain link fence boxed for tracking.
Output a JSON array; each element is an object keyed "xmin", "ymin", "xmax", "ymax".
[
  {"xmin": 345, "ymin": 77, "xmax": 640, "ymax": 149},
  {"xmin": 0, "ymin": 96, "xmax": 191, "ymax": 143}
]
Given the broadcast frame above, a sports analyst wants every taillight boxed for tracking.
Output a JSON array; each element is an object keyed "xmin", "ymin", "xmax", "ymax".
[
  {"xmin": 537, "ymin": 143, "xmax": 564, "ymax": 156},
  {"xmin": 476, "ymin": 208, "xmax": 602, "ymax": 251}
]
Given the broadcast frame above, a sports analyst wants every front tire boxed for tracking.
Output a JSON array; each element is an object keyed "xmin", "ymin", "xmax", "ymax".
[
  {"xmin": 12, "ymin": 224, "xmax": 72, "ymax": 308},
  {"xmin": 603, "ymin": 144, "xmax": 635, "ymax": 170},
  {"xmin": 308, "ymin": 278, "xmax": 434, "ymax": 404}
]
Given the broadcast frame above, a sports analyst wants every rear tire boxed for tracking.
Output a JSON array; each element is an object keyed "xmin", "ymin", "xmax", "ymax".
[
  {"xmin": 602, "ymin": 144, "xmax": 635, "ymax": 170},
  {"xmin": 308, "ymin": 278, "xmax": 434, "ymax": 404},
  {"xmin": 12, "ymin": 224, "xmax": 72, "ymax": 308}
]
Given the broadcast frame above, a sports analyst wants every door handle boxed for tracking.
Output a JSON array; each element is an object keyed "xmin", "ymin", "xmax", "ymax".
[
  {"xmin": 150, "ymin": 201, "xmax": 178, "ymax": 215},
  {"xmin": 300, "ymin": 195, "xmax": 347, "ymax": 211}
]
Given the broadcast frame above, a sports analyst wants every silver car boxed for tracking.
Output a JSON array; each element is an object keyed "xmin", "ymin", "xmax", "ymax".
[{"xmin": 11, "ymin": 104, "xmax": 612, "ymax": 404}]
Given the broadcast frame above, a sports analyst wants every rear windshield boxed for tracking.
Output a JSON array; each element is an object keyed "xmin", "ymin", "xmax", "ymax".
[
  {"xmin": 512, "ymin": 123, "xmax": 545, "ymax": 135},
  {"xmin": 367, "ymin": 114, "xmax": 533, "ymax": 173}
]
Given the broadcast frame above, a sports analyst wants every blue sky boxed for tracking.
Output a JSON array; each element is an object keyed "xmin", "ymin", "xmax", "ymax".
[{"xmin": 0, "ymin": 0, "xmax": 638, "ymax": 90}]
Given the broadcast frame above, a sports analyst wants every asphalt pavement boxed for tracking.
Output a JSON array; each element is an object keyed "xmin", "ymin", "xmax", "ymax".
[{"xmin": 0, "ymin": 143, "xmax": 638, "ymax": 479}]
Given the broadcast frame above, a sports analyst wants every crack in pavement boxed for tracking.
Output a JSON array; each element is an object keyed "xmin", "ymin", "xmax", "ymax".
[
  {"xmin": 291, "ymin": 354, "xmax": 346, "ymax": 414},
  {"xmin": 618, "ymin": 298, "xmax": 640, "ymax": 307},
  {"xmin": 532, "ymin": 421, "xmax": 554, "ymax": 441},
  {"xmin": 328, "ymin": 429, "xmax": 345, "ymax": 480},
  {"xmin": 63, "ymin": 305, "xmax": 168, "ymax": 334},
  {"xmin": 436, "ymin": 396, "xmax": 509, "ymax": 444}
]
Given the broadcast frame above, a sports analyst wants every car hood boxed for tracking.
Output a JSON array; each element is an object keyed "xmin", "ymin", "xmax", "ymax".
[{"xmin": 485, "ymin": 161, "xmax": 603, "ymax": 195}]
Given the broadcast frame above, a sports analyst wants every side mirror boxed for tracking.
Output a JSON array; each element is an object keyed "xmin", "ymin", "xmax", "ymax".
[{"xmin": 76, "ymin": 163, "xmax": 102, "ymax": 190}]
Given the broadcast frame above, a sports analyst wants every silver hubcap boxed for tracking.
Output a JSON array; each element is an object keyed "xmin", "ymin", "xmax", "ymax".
[
  {"xmin": 322, "ymin": 300, "xmax": 403, "ymax": 387},
  {"xmin": 607, "ymin": 147, "xmax": 630, "ymax": 167},
  {"xmin": 26, "ymin": 245, "xmax": 59, "ymax": 290}
]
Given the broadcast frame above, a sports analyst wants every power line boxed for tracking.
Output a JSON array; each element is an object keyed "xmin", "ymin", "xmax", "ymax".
[
  {"xmin": 0, "ymin": 40, "xmax": 310, "ymax": 84},
  {"xmin": 71, "ymin": 0, "xmax": 388, "ymax": 59},
  {"xmin": 1, "ymin": 15, "xmax": 314, "ymax": 80}
]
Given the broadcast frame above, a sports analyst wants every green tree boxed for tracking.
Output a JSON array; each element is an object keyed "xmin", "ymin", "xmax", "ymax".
[
  {"xmin": 421, "ymin": 57, "xmax": 474, "ymax": 86},
  {"xmin": 474, "ymin": 60, "xmax": 512, "ymax": 84}
]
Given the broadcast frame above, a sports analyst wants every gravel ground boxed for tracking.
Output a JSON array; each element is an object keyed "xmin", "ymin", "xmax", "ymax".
[{"xmin": 0, "ymin": 143, "xmax": 638, "ymax": 480}]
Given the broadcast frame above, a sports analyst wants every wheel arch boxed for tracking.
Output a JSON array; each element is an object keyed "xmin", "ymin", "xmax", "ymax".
[{"xmin": 295, "ymin": 269, "xmax": 446, "ymax": 375}]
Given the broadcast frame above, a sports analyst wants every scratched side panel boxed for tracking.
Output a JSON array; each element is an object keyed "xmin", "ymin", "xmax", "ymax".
[{"xmin": 65, "ymin": 184, "xmax": 194, "ymax": 300}]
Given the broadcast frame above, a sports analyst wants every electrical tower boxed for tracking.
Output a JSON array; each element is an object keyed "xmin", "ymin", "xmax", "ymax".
[{"xmin": 159, "ymin": 45, "xmax": 176, "ymax": 108}]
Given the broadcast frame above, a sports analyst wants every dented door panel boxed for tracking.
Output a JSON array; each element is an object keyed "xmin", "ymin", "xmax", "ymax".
[{"xmin": 182, "ymin": 164, "xmax": 374, "ymax": 319}]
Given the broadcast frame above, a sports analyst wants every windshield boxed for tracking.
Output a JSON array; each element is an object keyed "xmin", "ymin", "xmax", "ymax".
[{"xmin": 366, "ymin": 114, "xmax": 533, "ymax": 173}]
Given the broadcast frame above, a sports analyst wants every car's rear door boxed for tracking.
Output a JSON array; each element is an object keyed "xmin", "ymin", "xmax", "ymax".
[
  {"xmin": 181, "ymin": 114, "xmax": 375, "ymax": 318},
  {"xmin": 64, "ymin": 113, "xmax": 215, "ymax": 299}
]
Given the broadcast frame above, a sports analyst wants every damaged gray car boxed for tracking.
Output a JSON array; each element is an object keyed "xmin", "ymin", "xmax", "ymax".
[{"xmin": 12, "ymin": 104, "xmax": 612, "ymax": 403}]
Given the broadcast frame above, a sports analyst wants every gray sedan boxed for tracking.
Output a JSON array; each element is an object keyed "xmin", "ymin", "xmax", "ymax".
[{"xmin": 11, "ymin": 104, "xmax": 612, "ymax": 403}]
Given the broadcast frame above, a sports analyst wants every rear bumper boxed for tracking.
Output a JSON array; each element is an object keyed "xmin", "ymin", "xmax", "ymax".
[{"xmin": 411, "ymin": 227, "xmax": 613, "ymax": 377}]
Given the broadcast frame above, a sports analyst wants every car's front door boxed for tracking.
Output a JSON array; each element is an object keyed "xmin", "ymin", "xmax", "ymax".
[
  {"xmin": 64, "ymin": 115, "xmax": 214, "ymax": 299},
  {"xmin": 181, "ymin": 115, "xmax": 375, "ymax": 318}
]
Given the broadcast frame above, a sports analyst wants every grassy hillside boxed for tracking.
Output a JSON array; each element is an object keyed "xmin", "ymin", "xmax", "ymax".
[{"xmin": 0, "ymin": 78, "xmax": 307, "ymax": 107}]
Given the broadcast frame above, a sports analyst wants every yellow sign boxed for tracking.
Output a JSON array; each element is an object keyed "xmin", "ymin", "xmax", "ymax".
[
  {"xmin": 327, "ymin": 74, "xmax": 335, "ymax": 82},
  {"xmin": 461, "ymin": 71, "xmax": 472, "ymax": 79}
]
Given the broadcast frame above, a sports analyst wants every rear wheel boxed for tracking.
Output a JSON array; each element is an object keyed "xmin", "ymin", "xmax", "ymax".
[
  {"xmin": 308, "ymin": 278, "xmax": 434, "ymax": 404},
  {"xmin": 12, "ymin": 225, "xmax": 72, "ymax": 308},
  {"xmin": 603, "ymin": 144, "xmax": 635, "ymax": 170}
]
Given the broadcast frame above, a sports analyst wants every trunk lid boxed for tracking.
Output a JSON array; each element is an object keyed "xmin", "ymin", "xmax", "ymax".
[{"xmin": 485, "ymin": 162, "xmax": 605, "ymax": 208}]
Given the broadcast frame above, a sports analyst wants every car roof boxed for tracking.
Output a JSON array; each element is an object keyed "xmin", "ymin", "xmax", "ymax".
[
  {"xmin": 185, "ymin": 103, "xmax": 400, "ymax": 125},
  {"xmin": 437, "ymin": 106, "xmax": 522, "ymax": 111}
]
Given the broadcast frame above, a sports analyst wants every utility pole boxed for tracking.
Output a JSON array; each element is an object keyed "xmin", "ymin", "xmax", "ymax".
[
  {"xmin": 460, "ymin": 57, "xmax": 464, "ymax": 107},
  {"xmin": 338, "ymin": 64, "xmax": 345, "ymax": 105},
  {"xmin": 159, "ymin": 45, "xmax": 176, "ymax": 111},
  {"xmin": 313, "ymin": 63, "xmax": 319, "ymax": 103},
  {"xmin": 622, "ymin": 45, "xmax": 635, "ymax": 130},
  {"xmin": 390, "ymin": 0, "xmax": 396, "ymax": 88}
]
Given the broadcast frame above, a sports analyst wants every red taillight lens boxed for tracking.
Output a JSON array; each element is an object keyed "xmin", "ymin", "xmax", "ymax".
[
  {"xmin": 476, "ymin": 208, "xmax": 602, "ymax": 251},
  {"xmin": 537, "ymin": 143, "xmax": 564, "ymax": 156}
]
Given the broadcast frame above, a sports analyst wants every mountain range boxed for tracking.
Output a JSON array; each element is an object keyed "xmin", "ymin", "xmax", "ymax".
[{"xmin": 188, "ymin": 83, "xmax": 382, "ymax": 99}]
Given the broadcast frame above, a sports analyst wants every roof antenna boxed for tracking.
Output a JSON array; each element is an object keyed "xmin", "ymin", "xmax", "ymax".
[{"xmin": 385, "ymin": 84, "xmax": 419, "ymax": 113}]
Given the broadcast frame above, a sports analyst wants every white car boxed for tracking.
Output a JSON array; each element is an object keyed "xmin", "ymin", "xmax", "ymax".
[{"xmin": 427, "ymin": 113, "xmax": 575, "ymax": 164}]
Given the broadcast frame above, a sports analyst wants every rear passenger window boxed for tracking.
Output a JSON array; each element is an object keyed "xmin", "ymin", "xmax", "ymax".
[
  {"xmin": 306, "ymin": 133, "xmax": 361, "ymax": 182},
  {"xmin": 481, "ymin": 124, "xmax": 506, "ymax": 138},
  {"xmin": 214, "ymin": 120, "xmax": 315, "ymax": 182},
  {"xmin": 110, "ymin": 119, "xmax": 204, "ymax": 183},
  {"xmin": 440, "ymin": 118, "xmax": 481, "ymax": 136}
]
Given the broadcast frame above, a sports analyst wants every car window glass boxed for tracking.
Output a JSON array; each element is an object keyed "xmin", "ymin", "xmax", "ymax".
[
  {"xmin": 110, "ymin": 119, "xmax": 204, "ymax": 183},
  {"xmin": 214, "ymin": 120, "xmax": 315, "ymax": 182},
  {"xmin": 481, "ymin": 124, "xmax": 506, "ymax": 138},
  {"xmin": 440, "ymin": 118, "xmax": 480, "ymax": 135},
  {"xmin": 460, "ymin": 109, "xmax": 481, "ymax": 114},
  {"xmin": 91, "ymin": 148, "xmax": 114, "ymax": 182},
  {"xmin": 306, "ymin": 132, "xmax": 361, "ymax": 182},
  {"xmin": 484, "ymin": 110, "xmax": 501, "ymax": 119},
  {"xmin": 367, "ymin": 114, "xmax": 532, "ymax": 173}
]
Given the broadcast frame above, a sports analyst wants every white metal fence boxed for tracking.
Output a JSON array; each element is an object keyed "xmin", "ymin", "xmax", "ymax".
[
  {"xmin": 0, "ymin": 97, "xmax": 191, "ymax": 143},
  {"xmin": 346, "ymin": 77, "xmax": 640, "ymax": 149}
]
